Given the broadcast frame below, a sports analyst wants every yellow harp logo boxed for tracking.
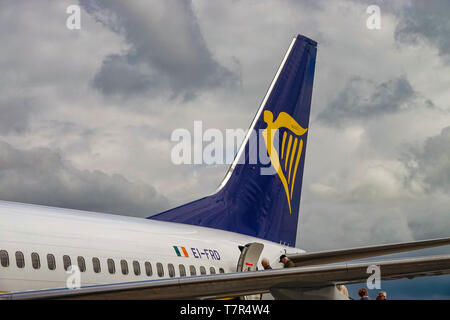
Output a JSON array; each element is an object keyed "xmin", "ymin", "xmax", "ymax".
[{"xmin": 262, "ymin": 110, "xmax": 308, "ymax": 213}]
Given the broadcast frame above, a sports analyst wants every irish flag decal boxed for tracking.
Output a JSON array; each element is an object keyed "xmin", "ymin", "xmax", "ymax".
[{"xmin": 173, "ymin": 246, "xmax": 189, "ymax": 257}]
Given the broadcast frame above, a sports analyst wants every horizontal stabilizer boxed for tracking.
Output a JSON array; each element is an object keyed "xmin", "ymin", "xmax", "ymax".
[{"xmin": 287, "ymin": 237, "xmax": 450, "ymax": 266}]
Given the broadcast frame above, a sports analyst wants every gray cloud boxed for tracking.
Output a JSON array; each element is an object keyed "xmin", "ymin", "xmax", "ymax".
[
  {"xmin": 395, "ymin": 0, "xmax": 450, "ymax": 61},
  {"xmin": 92, "ymin": 54, "xmax": 156, "ymax": 96},
  {"xmin": 316, "ymin": 76, "xmax": 416, "ymax": 126},
  {"xmin": 405, "ymin": 126, "xmax": 450, "ymax": 193},
  {"xmin": 0, "ymin": 141, "xmax": 169, "ymax": 217},
  {"xmin": 80, "ymin": 0, "xmax": 238, "ymax": 99},
  {"xmin": 0, "ymin": 96, "xmax": 34, "ymax": 134}
]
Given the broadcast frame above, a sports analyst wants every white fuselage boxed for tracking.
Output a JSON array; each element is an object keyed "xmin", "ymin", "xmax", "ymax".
[{"xmin": 0, "ymin": 201, "xmax": 304, "ymax": 293}]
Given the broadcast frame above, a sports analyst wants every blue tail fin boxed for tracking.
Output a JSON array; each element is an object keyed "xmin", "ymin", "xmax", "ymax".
[{"xmin": 149, "ymin": 35, "xmax": 317, "ymax": 247}]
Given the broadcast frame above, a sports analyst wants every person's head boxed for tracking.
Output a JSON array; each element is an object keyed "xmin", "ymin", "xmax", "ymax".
[
  {"xmin": 376, "ymin": 291, "xmax": 386, "ymax": 300},
  {"xmin": 279, "ymin": 254, "xmax": 287, "ymax": 264},
  {"xmin": 358, "ymin": 288, "xmax": 368, "ymax": 297},
  {"xmin": 261, "ymin": 258, "xmax": 270, "ymax": 268}
]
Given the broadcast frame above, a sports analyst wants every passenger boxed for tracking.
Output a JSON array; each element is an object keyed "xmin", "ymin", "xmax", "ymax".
[
  {"xmin": 376, "ymin": 291, "xmax": 387, "ymax": 300},
  {"xmin": 279, "ymin": 254, "xmax": 295, "ymax": 268},
  {"xmin": 261, "ymin": 258, "xmax": 272, "ymax": 270},
  {"xmin": 336, "ymin": 284, "xmax": 349, "ymax": 298},
  {"xmin": 358, "ymin": 288, "xmax": 370, "ymax": 300}
]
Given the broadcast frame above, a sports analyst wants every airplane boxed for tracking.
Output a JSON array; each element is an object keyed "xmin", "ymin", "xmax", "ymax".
[{"xmin": 1, "ymin": 34, "xmax": 450, "ymax": 300}]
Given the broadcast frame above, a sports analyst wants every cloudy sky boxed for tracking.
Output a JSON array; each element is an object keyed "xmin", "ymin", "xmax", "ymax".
[{"xmin": 1, "ymin": 0, "xmax": 450, "ymax": 299}]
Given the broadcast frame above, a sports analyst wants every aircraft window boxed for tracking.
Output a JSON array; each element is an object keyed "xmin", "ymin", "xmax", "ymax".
[
  {"xmin": 189, "ymin": 265, "xmax": 196, "ymax": 276},
  {"xmin": 133, "ymin": 261, "xmax": 141, "ymax": 276},
  {"xmin": 47, "ymin": 254, "xmax": 56, "ymax": 270},
  {"xmin": 219, "ymin": 268, "xmax": 225, "ymax": 274},
  {"xmin": 31, "ymin": 252, "xmax": 40, "ymax": 269},
  {"xmin": 0, "ymin": 250, "xmax": 9, "ymax": 267},
  {"xmin": 63, "ymin": 255, "xmax": 71, "ymax": 271},
  {"xmin": 168, "ymin": 263, "xmax": 175, "ymax": 278},
  {"xmin": 179, "ymin": 264, "xmax": 186, "ymax": 277},
  {"xmin": 16, "ymin": 251, "xmax": 25, "ymax": 268},
  {"xmin": 92, "ymin": 257, "xmax": 101, "ymax": 273},
  {"xmin": 200, "ymin": 266, "xmax": 206, "ymax": 275},
  {"xmin": 145, "ymin": 262, "xmax": 153, "ymax": 277},
  {"xmin": 209, "ymin": 267, "xmax": 216, "ymax": 274},
  {"xmin": 77, "ymin": 256, "xmax": 86, "ymax": 272},
  {"xmin": 121, "ymin": 260, "xmax": 129, "ymax": 275},
  {"xmin": 156, "ymin": 262, "xmax": 164, "ymax": 277},
  {"xmin": 107, "ymin": 259, "xmax": 115, "ymax": 274}
]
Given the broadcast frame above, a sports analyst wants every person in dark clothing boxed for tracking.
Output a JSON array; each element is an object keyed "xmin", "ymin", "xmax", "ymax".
[
  {"xmin": 279, "ymin": 254, "xmax": 295, "ymax": 268},
  {"xmin": 376, "ymin": 291, "xmax": 387, "ymax": 300}
]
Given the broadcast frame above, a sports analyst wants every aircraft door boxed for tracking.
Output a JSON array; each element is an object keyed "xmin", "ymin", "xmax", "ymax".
[
  {"xmin": 236, "ymin": 243, "xmax": 264, "ymax": 300},
  {"xmin": 236, "ymin": 242, "xmax": 264, "ymax": 272}
]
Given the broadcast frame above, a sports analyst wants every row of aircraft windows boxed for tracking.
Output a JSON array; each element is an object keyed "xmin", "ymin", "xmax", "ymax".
[{"xmin": 0, "ymin": 250, "xmax": 225, "ymax": 277}]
